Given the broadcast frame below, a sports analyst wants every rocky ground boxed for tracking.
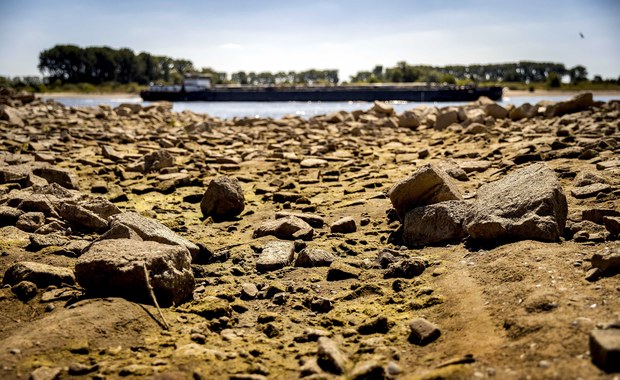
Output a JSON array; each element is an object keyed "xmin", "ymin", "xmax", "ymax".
[{"xmin": 0, "ymin": 88, "xmax": 619, "ymax": 380}]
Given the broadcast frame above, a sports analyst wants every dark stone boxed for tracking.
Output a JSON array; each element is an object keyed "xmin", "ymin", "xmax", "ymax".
[
  {"xmin": 409, "ymin": 318, "xmax": 441, "ymax": 346},
  {"xmin": 200, "ymin": 176, "xmax": 245, "ymax": 220}
]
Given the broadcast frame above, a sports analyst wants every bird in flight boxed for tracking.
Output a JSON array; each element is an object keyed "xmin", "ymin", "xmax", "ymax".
[{"xmin": 579, "ymin": 32, "xmax": 585, "ymax": 39}]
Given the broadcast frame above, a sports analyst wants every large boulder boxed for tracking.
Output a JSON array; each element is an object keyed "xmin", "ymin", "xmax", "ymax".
[
  {"xmin": 3, "ymin": 261, "xmax": 75, "ymax": 287},
  {"xmin": 75, "ymin": 239, "xmax": 194, "ymax": 306},
  {"xmin": 388, "ymin": 163, "xmax": 462, "ymax": 220},
  {"xmin": 108, "ymin": 212, "xmax": 199, "ymax": 258},
  {"xmin": 464, "ymin": 163, "xmax": 568, "ymax": 242},
  {"xmin": 403, "ymin": 200, "xmax": 469, "ymax": 246},
  {"xmin": 200, "ymin": 176, "xmax": 245, "ymax": 220}
]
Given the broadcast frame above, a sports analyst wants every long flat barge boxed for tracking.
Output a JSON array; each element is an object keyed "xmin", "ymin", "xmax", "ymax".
[{"xmin": 140, "ymin": 80, "xmax": 503, "ymax": 102}]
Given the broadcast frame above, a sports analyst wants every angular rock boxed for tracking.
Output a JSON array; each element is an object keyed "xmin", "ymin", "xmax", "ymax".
[
  {"xmin": 409, "ymin": 317, "xmax": 441, "ymax": 345},
  {"xmin": 327, "ymin": 261, "xmax": 360, "ymax": 281},
  {"xmin": 484, "ymin": 103, "xmax": 508, "ymax": 119},
  {"xmin": 12, "ymin": 280, "xmax": 38, "ymax": 301},
  {"xmin": 200, "ymin": 176, "xmax": 245, "ymax": 220},
  {"xmin": 0, "ymin": 205, "xmax": 24, "ymax": 226},
  {"xmin": 75, "ymin": 239, "xmax": 194, "ymax": 306},
  {"xmin": 256, "ymin": 241, "xmax": 295, "ymax": 272},
  {"xmin": 330, "ymin": 216, "xmax": 357, "ymax": 234},
  {"xmin": 573, "ymin": 171, "xmax": 608, "ymax": 187},
  {"xmin": 509, "ymin": 103, "xmax": 536, "ymax": 121},
  {"xmin": 3, "ymin": 261, "xmax": 75, "ymax": 287},
  {"xmin": 0, "ymin": 105, "xmax": 24, "ymax": 127},
  {"xmin": 253, "ymin": 216, "xmax": 314, "ymax": 241},
  {"xmin": 317, "ymin": 337, "xmax": 349, "ymax": 375},
  {"xmin": 388, "ymin": 163, "xmax": 462, "ymax": 220},
  {"xmin": 109, "ymin": 212, "xmax": 199, "ymax": 258},
  {"xmin": 604, "ymin": 217, "xmax": 620, "ymax": 237},
  {"xmin": 384, "ymin": 258, "xmax": 426, "ymax": 279},
  {"xmin": 144, "ymin": 149, "xmax": 174, "ymax": 172},
  {"xmin": 403, "ymin": 200, "xmax": 469, "ymax": 246},
  {"xmin": 57, "ymin": 202, "xmax": 108, "ymax": 232},
  {"xmin": 16, "ymin": 211, "xmax": 45, "ymax": 232},
  {"xmin": 32, "ymin": 166, "xmax": 79, "ymax": 190},
  {"xmin": 80, "ymin": 196, "xmax": 122, "ymax": 220},
  {"xmin": 435, "ymin": 110, "xmax": 458, "ymax": 130},
  {"xmin": 589, "ymin": 328, "xmax": 620, "ymax": 372},
  {"xmin": 294, "ymin": 248, "xmax": 336, "ymax": 267},
  {"xmin": 464, "ymin": 163, "xmax": 568, "ymax": 242},
  {"xmin": 582, "ymin": 208, "xmax": 620, "ymax": 225}
]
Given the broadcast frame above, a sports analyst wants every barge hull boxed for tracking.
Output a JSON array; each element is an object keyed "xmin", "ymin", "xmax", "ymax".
[{"xmin": 140, "ymin": 86, "xmax": 503, "ymax": 102}]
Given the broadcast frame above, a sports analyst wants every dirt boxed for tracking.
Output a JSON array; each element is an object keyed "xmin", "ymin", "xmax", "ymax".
[{"xmin": 0, "ymin": 92, "xmax": 619, "ymax": 379}]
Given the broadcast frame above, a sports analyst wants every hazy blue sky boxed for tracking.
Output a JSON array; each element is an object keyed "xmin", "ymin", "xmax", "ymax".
[{"xmin": 1, "ymin": 0, "xmax": 619, "ymax": 81}]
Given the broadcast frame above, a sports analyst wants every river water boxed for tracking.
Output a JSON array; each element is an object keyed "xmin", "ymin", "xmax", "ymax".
[{"xmin": 41, "ymin": 94, "xmax": 619, "ymax": 120}]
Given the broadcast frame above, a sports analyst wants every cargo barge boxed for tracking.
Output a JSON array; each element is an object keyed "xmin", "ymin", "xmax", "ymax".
[{"xmin": 140, "ymin": 75, "xmax": 503, "ymax": 102}]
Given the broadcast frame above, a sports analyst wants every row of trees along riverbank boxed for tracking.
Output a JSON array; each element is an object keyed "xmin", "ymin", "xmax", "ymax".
[{"xmin": 2, "ymin": 44, "xmax": 619, "ymax": 93}]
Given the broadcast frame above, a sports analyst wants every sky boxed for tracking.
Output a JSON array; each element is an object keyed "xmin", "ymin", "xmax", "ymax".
[{"xmin": 1, "ymin": 0, "xmax": 619, "ymax": 81}]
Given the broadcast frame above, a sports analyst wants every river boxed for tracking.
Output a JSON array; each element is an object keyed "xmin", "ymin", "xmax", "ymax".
[{"xmin": 40, "ymin": 94, "xmax": 620, "ymax": 120}]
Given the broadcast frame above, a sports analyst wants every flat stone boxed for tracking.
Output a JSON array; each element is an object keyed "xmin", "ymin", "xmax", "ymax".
[
  {"xmin": 253, "ymin": 216, "xmax": 314, "ymax": 241},
  {"xmin": 2, "ymin": 261, "xmax": 75, "ymax": 287},
  {"xmin": 409, "ymin": 317, "xmax": 441, "ymax": 346},
  {"xmin": 589, "ymin": 328, "xmax": 620, "ymax": 372},
  {"xmin": 403, "ymin": 200, "xmax": 469, "ymax": 246},
  {"xmin": 317, "ymin": 337, "xmax": 349, "ymax": 375},
  {"xmin": 300, "ymin": 158, "xmax": 328, "ymax": 168},
  {"xmin": 294, "ymin": 248, "xmax": 336, "ymax": 267},
  {"xmin": 108, "ymin": 212, "xmax": 199, "ymax": 258},
  {"xmin": 388, "ymin": 163, "xmax": 462, "ymax": 220},
  {"xmin": 465, "ymin": 163, "xmax": 567, "ymax": 242},
  {"xmin": 256, "ymin": 241, "xmax": 295, "ymax": 272},
  {"xmin": 75, "ymin": 239, "xmax": 194, "ymax": 306},
  {"xmin": 570, "ymin": 183, "xmax": 611, "ymax": 199}
]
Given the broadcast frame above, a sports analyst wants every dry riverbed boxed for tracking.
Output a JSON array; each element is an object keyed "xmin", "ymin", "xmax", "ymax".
[{"xmin": 0, "ymin": 88, "xmax": 619, "ymax": 379}]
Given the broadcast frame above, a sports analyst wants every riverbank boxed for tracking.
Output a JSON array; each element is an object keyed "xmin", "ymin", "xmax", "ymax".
[
  {"xmin": 1, "ymin": 91, "xmax": 619, "ymax": 379},
  {"xmin": 505, "ymin": 88, "xmax": 620, "ymax": 97}
]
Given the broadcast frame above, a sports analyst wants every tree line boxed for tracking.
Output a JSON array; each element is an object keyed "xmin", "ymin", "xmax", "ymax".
[
  {"xmin": 18, "ymin": 44, "xmax": 620, "ymax": 89},
  {"xmin": 37, "ymin": 45, "xmax": 338, "ymax": 86},
  {"xmin": 349, "ymin": 61, "xmax": 595, "ymax": 85}
]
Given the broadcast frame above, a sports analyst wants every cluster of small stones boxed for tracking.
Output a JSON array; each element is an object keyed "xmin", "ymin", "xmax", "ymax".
[{"xmin": 0, "ymin": 86, "xmax": 619, "ymax": 378}]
